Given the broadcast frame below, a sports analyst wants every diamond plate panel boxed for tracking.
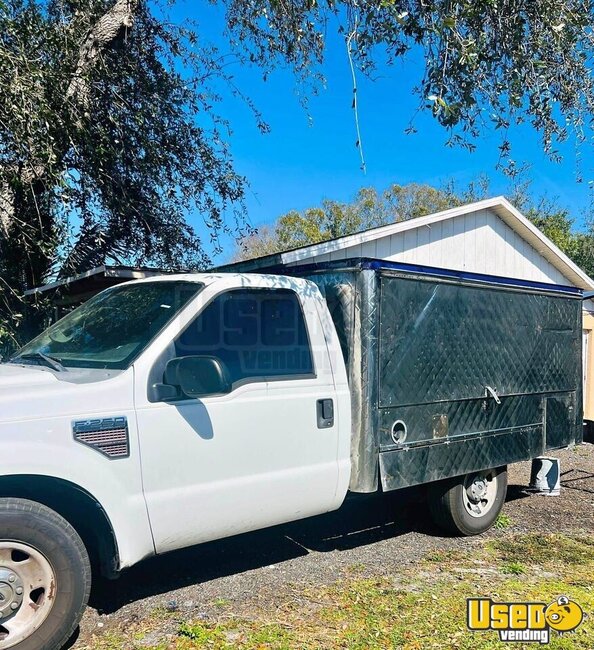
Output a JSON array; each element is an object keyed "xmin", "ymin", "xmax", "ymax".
[
  {"xmin": 546, "ymin": 393, "xmax": 576, "ymax": 450},
  {"xmin": 378, "ymin": 276, "xmax": 582, "ymax": 407},
  {"xmin": 293, "ymin": 261, "xmax": 582, "ymax": 493},
  {"xmin": 378, "ymin": 394, "xmax": 544, "ymax": 450},
  {"xmin": 380, "ymin": 426, "xmax": 543, "ymax": 490}
]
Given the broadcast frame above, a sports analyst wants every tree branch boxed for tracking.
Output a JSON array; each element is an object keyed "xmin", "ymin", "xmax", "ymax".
[
  {"xmin": 1, "ymin": 0, "xmax": 140, "ymax": 238},
  {"xmin": 66, "ymin": 0, "xmax": 139, "ymax": 107},
  {"xmin": 0, "ymin": 185, "xmax": 12, "ymax": 237}
]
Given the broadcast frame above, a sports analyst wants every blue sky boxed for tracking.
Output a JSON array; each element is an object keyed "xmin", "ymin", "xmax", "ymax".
[{"xmin": 178, "ymin": 3, "xmax": 594, "ymax": 263}]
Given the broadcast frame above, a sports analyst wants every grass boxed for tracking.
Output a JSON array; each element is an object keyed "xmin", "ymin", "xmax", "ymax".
[
  {"xmin": 500, "ymin": 560, "xmax": 526, "ymax": 575},
  {"xmin": 212, "ymin": 598, "xmax": 230, "ymax": 608},
  {"xmin": 91, "ymin": 533, "xmax": 594, "ymax": 650},
  {"xmin": 83, "ymin": 632, "xmax": 132, "ymax": 650},
  {"xmin": 493, "ymin": 513, "xmax": 513, "ymax": 529},
  {"xmin": 488, "ymin": 533, "xmax": 594, "ymax": 566},
  {"xmin": 422, "ymin": 548, "xmax": 466, "ymax": 564}
]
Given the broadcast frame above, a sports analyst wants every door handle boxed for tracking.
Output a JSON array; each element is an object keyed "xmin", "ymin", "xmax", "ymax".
[
  {"xmin": 485, "ymin": 385, "xmax": 501, "ymax": 405},
  {"xmin": 317, "ymin": 399, "xmax": 334, "ymax": 428}
]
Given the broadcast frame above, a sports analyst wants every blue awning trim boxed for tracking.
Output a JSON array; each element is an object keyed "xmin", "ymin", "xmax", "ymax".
[{"xmin": 264, "ymin": 257, "xmax": 583, "ymax": 297}]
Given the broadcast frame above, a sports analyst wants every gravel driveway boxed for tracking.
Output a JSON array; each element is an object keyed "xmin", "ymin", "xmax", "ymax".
[{"xmin": 70, "ymin": 442, "xmax": 594, "ymax": 648}]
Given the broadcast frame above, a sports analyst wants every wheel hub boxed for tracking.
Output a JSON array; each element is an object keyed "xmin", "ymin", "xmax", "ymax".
[
  {"xmin": 0, "ymin": 568, "xmax": 24, "ymax": 621},
  {"xmin": 0, "ymin": 541, "xmax": 56, "ymax": 649},
  {"xmin": 467, "ymin": 477, "xmax": 488, "ymax": 503}
]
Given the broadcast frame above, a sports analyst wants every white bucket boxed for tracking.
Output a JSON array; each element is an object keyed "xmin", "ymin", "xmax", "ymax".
[{"xmin": 528, "ymin": 457, "xmax": 561, "ymax": 496}]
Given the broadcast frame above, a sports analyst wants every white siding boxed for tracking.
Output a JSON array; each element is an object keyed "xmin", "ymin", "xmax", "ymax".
[
  {"xmin": 375, "ymin": 236, "xmax": 391, "ymax": 259},
  {"xmin": 288, "ymin": 208, "xmax": 570, "ymax": 285}
]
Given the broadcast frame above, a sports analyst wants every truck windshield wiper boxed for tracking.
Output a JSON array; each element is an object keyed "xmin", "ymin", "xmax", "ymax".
[{"xmin": 12, "ymin": 351, "xmax": 68, "ymax": 372}]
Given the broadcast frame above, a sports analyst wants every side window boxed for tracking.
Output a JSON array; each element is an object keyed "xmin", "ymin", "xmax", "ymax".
[{"xmin": 175, "ymin": 288, "xmax": 314, "ymax": 386}]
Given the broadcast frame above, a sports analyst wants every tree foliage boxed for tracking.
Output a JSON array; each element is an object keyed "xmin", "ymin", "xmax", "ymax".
[
  {"xmin": 0, "ymin": 0, "xmax": 250, "ymax": 350},
  {"xmin": 224, "ymin": 0, "xmax": 594, "ymax": 166},
  {"xmin": 524, "ymin": 203, "xmax": 594, "ymax": 277}
]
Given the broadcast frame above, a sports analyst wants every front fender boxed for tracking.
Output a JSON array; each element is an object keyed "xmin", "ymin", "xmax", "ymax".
[{"xmin": 0, "ymin": 431, "xmax": 154, "ymax": 569}]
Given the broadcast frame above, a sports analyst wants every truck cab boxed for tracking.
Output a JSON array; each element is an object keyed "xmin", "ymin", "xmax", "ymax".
[{"xmin": 0, "ymin": 273, "xmax": 351, "ymax": 650}]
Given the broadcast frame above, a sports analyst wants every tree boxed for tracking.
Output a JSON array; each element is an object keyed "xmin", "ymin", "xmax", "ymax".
[
  {"xmin": 503, "ymin": 180, "xmax": 594, "ymax": 277},
  {"xmin": 0, "ymin": 0, "xmax": 252, "ymax": 350},
  {"xmin": 224, "ymin": 1, "xmax": 594, "ymax": 169},
  {"xmin": 233, "ymin": 182, "xmax": 470, "ymax": 261},
  {"xmin": 524, "ymin": 203, "xmax": 594, "ymax": 277}
]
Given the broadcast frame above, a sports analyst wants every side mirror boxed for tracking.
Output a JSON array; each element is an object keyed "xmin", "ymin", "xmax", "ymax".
[{"xmin": 156, "ymin": 356, "xmax": 232, "ymax": 400}]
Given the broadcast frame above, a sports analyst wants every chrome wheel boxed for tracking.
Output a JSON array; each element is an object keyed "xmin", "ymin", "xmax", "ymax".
[
  {"xmin": 463, "ymin": 470, "xmax": 499, "ymax": 518},
  {"xmin": 0, "ymin": 542, "xmax": 56, "ymax": 649}
]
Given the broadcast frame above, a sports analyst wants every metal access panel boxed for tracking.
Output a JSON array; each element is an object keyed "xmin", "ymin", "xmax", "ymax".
[
  {"xmin": 377, "ymin": 270, "xmax": 583, "ymax": 491},
  {"xmin": 545, "ymin": 393, "xmax": 578, "ymax": 450}
]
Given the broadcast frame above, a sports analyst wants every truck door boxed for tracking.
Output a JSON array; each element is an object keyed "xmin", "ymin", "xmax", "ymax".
[{"xmin": 134, "ymin": 284, "xmax": 343, "ymax": 553}]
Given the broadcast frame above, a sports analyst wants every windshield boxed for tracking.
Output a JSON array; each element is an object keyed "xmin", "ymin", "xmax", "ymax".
[{"xmin": 13, "ymin": 280, "xmax": 202, "ymax": 369}]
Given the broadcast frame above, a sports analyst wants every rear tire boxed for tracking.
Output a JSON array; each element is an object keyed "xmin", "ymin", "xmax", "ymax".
[
  {"xmin": 0, "ymin": 498, "xmax": 91, "ymax": 650},
  {"xmin": 428, "ymin": 466, "xmax": 508, "ymax": 536}
]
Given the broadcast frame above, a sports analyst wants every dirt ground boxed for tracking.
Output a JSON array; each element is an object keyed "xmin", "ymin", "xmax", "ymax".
[{"xmin": 70, "ymin": 442, "xmax": 594, "ymax": 649}]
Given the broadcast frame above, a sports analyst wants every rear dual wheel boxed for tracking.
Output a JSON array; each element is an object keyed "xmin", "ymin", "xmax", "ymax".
[
  {"xmin": 0, "ymin": 499, "xmax": 91, "ymax": 650},
  {"xmin": 428, "ymin": 466, "xmax": 508, "ymax": 536}
]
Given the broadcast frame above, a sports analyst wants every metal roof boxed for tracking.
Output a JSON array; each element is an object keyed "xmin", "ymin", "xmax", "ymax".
[{"xmin": 24, "ymin": 265, "xmax": 176, "ymax": 304}]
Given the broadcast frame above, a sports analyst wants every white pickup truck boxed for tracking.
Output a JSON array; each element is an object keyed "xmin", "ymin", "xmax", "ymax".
[{"xmin": 0, "ymin": 258, "xmax": 583, "ymax": 649}]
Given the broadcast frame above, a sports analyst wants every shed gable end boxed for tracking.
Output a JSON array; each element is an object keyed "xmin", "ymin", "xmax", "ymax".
[{"xmin": 288, "ymin": 208, "xmax": 568, "ymax": 286}]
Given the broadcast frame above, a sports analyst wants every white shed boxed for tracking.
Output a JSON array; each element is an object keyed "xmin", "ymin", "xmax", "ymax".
[
  {"xmin": 224, "ymin": 196, "xmax": 594, "ymax": 422},
  {"xmin": 229, "ymin": 197, "xmax": 590, "ymax": 287}
]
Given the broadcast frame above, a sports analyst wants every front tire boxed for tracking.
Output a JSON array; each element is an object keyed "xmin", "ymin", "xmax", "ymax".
[
  {"xmin": 428, "ymin": 466, "xmax": 508, "ymax": 536},
  {"xmin": 0, "ymin": 498, "xmax": 91, "ymax": 650}
]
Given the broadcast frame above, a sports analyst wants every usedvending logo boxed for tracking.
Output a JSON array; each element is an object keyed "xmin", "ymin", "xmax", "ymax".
[{"xmin": 467, "ymin": 596, "xmax": 583, "ymax": 644}]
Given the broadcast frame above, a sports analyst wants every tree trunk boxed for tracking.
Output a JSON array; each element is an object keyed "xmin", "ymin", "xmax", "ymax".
[
  {"xmin": 67, "ymin": 0, "xmax": 139, "ymax": 107},
  {"xmin": 0, "ymin": 184, "xmax": 12, "ymax": 238}
]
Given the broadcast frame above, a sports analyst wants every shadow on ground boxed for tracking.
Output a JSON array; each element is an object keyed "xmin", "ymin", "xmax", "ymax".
[
  {"xmin": 89, "ymin": 486, "xmax": 434, "ymax": 614},
  {"xmin": 87, "ymin": 479, "xmax": 534, "ymax": 616},
  {"xmin": 505, "ymin": 484, "xmax": 533, "ymax": 503}
]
